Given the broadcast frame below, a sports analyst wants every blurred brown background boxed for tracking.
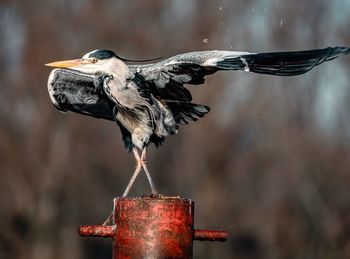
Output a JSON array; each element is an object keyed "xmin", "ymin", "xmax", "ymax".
[{"xmin": 1, "ymin": 0, "xmax": 350, "ymax": 258}]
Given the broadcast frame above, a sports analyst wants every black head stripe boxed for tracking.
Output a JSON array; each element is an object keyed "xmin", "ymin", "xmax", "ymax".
[{"xmin": 89, "ymin": 49, "xmax": 116, "ymax": 60}]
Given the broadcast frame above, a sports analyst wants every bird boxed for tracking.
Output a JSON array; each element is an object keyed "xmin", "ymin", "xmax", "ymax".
[{"xmin": 46, "ymin": 46, "xmax": 350, "ymax": 197}]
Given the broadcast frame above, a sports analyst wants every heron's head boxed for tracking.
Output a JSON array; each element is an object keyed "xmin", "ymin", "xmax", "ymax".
[{"xmin": 45, "ymin": 49, "xmax": 125, "ymax": 74}]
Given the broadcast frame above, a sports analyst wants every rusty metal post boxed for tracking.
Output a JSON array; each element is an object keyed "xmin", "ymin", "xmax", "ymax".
[{"xmin": 80, "ymin": 196, "xmax": 228, "ymax": 258}]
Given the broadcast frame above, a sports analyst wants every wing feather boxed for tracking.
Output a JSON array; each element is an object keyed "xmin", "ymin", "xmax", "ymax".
[
  {"xmin": 47, "ymin": 68, "xmax": 115, "ymax": 120},
  {"xmin": 215, "ymin": 47, "xmax": 350, "ymax": 76},
  {"xmin": 130, "ymin": 47, "xmax": 350, "ymax": 92},
  {"xmin": 129, "ymin": 46, "xmax": 349, "ymax": 129}
]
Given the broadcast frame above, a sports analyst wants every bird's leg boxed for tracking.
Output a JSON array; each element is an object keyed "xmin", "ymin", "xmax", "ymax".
[
  {"xmin": 122, "ymin": 148, "xmax": 143, "ymax": 197},
  {"xmin": 102, "ymin": 198, "xmax": 117, "ymax": 226},
  {"xmin": 140, "ymin": 147, "xmax": 158, "ymax": 195}
]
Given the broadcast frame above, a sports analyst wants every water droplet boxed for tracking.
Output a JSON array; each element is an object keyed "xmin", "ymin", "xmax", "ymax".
[
  {"xmin": 219, "ymin": 6, "xmax": 223, "ymax": 11},
  {"xmin": 280, "ymin": 19, "xmax": 283, "ymax": 28},
  {"xmin": 203, "ymin": 38, "xmax": 209, "ymax": 43}
]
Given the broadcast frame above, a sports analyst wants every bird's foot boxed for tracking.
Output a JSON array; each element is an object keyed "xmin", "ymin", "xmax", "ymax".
[
  {"xmin": 150, "ymin": 192, "xmax": 162, "ymax": 198},
  {"xmin": 142, "ymin": 192, "xmax": 163, "ymax": 199}
]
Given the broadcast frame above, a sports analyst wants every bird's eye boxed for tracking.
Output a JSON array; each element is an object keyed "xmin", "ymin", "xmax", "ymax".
[{"xmin": 90, "ymin": 58, "xmax": 98, "ymax": 64}]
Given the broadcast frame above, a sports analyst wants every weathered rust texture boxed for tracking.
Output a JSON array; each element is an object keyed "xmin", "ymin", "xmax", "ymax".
[
  {"xmin": 79, "ymin": 225, "xmax": 116, "ymax": 238},
  {"xmin": 79, "ymin": 196, "xmax": 228, "ymax": 258},
  {"xmin": 114, "ymin": 196, "xmax": 194, "ymax": 258},
  {"xmin": 194, "ymin": 229, "xmax": 228, "ymax": 241}
]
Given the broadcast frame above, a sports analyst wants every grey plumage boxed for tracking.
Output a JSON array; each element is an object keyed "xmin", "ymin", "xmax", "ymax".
[
  {"xmin": 46, "ymin": 46, "xmax": 350, "ymax": 196},
  {"xmin": 48, "ymin": 68, "xmax": 115, "ymax": 120}
]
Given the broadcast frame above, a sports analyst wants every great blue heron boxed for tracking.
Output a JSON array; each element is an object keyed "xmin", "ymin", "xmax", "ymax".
[{"xmin": 46, "ymin": 47, "xmax": 349, "ymax": 197}]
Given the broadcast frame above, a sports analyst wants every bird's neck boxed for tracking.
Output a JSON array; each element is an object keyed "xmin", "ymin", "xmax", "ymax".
[
  {"xmin": 104, "ymin": 59, "xmax": 132, "ymax": 83},
  {"xmin": 102, "ymin": 60, "xmax": 135, "ymax": 105}
]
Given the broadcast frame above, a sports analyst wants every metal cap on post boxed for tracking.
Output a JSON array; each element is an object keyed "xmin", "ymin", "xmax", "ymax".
[{"xmin": 79, "ymin": 196, "xmax": 228, "ymax": 258}]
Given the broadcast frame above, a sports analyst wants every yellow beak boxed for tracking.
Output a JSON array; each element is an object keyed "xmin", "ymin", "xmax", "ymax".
[{"xmin": 45, "ymin": 59, "xmax": 86, "ymax": 68}]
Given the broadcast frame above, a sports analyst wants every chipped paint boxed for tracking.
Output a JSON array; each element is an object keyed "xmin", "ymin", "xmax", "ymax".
[{"xmin": 79, "ymin": 196, "xmax": 227, "ymax": 258}]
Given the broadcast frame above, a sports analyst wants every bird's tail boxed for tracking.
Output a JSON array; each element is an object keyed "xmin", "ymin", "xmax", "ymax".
[
  {"xmin": 216, "ymin": 47, "xmax": 350, "ymax": 76},
  {"xmin": 165, "ymin": 101, "xmax": 210, "ymax": 125}
]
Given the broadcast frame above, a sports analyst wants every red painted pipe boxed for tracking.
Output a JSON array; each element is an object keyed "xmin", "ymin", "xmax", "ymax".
[
  {"xmin": 79, "ymin": 226, "xmax": 229, "ymax": 241},
  {"xmin": 194, "ymin": 229, "xmax": 228, "ymax": 241},
  {"xmin": 79, "ymin": 225, "xmax": 115, "ymax": 238},
  {"xmin": 79, "ymin": 196, "xmax": 228, "ymax": 258}
]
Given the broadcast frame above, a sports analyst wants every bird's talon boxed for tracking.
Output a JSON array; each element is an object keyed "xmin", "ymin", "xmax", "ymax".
[
  {"xmin": 150, "ymin": 192, "xmax": 161, "ymax": 198},
  {"xmin": 142, "ymin": 193, "xmax": 161, "ymax": 198}
]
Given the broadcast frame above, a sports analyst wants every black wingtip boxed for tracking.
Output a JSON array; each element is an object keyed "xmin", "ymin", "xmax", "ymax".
[
  {"xmin": 217, "ymin": 46, "xmax": 350, "ymax": 76},
  {"xmin": 330, "ymin": 46, "xmax": 350, "ymax": 58},
  {"xmin": 336, "ymin": 46, "xmax": 350, "ymax": 54}
]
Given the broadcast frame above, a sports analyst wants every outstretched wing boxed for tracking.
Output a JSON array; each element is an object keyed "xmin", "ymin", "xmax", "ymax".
[
  {"xmin": 130, "ymin": 47, "xmax": 350, "ymax": 97},
  {"xmin": 129, "ymin": 50, "xmax": 250, "ymax": 102},
  {"xmin": 215, "ymin": 47, "xmax": 350, "ymax": 76},
  {"xmin": 129, "ymin": 47, "xmax": 350, "ymax": 128},
  {"xmin": 47, "ymin": 68, "xmax": 115, "ymax": 121},
  {"xmin": 130, "ymin": 46, "xmax": 349, "ymax": 126}
]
